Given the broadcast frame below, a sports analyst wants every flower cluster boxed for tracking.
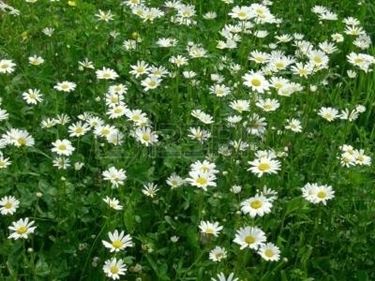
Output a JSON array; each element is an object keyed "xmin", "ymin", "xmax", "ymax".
[
  {"xmin": 186, "ymin": 160, "xmax": 219, "ymax": 191},
  {"xmin": 339, "ymin": 145, "xmax": 372, "ymax": 167}
]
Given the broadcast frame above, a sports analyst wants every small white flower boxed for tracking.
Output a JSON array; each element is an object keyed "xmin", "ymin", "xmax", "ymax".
[
  {"xmin": 8, "ymin": 218, "xmax": 36, "ymax": 240},
  {"xmin": 102, "ymin": 230, "xmax": 133, "ymax": 252},
  {"xmin": 51, "ymin": 139, "xmax": 75, "ymax": 156},
  {"xmin": 102, "ymin": 167, "xmax": 127, "ymax": 188},
  {"xmin": 103, "ymin": 258, "xmax": 127, "ymax": 280},
  {"xmin": 0, "ymin": 196, "xmax": 19, "ymax": 215}
]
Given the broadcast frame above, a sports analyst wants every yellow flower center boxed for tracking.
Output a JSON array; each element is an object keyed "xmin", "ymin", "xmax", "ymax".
[
  {"xmin": 251, "ymin": 78, "xmax": 261, "ymax": 87},
  {"xmin": 114, "ymin": 108, "xmax": 123, "ymax": 114},
  {"xmin": 275, "ymin": 62, "xmax": 285, "ymax": 69},
  {"xmin": 17, "ymin": 137, "xmax": 27, "ymax": 146},
  {"xmin": 258, "ymin": 162, "xmax": 270, "ymax": 172},
  {"xmin": 238, "ymin": 11, "xmax": 247, "ymax": 18},
  {"xmin": 264, "ymin": 104, "xmax": 273, "ymax": 110},
  {"xmin": 112, "ymin": 240, "xmax": 123, "ymax": 249},
  {"xmin": 148, "ymin": 81, "xmax": 157, "ymax": 87},
  {"xmin": 142, "ymin": 133, "xmax": 151, "ymax": 142},
  {"xmin": 4, "ymin": 202, "xmax": 12, "ymax": 209},
  {"xmin": 196, "ymin": 177, "xmax": 207, "ymax": 186},
  {"xmin": 102, "ymin": 129, "xmax": 110, "ymax": 136},
  {"xmin": 317, "ymin": 191, "xmax": 327, "ymax": 199},
  {"xmin": 205, "ymin": 228, "xmax": 214, "ymax": 235},
  {"xmin": 313, "ymin": 56, "xmax": 322, "ymax": 64},
  {"xmin": 264, "ymin": 249, "xmax": 274, "ymax": 257},
  {"xmin": 250, "ymin": 200, "xmax": 263, "ymax": 209},
  {"xmin": 16, "ymin": 226, "xmax": 28, "ymax": 234},
  {"xmin": 110, "ymin": 265, "xmax": 119, "ymax": 274},
  {"xmin": 58, "ymin": 144, "xmax": 67, "ymax": 151},
  {"xmin": 245, "ymin": 235, "xmax": 255, "ymax": 244}
]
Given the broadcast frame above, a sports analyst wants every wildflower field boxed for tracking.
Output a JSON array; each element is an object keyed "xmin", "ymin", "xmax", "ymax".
[{"xmin": 0, "ymin": 0, "xmax": 374, "ymax": 280}]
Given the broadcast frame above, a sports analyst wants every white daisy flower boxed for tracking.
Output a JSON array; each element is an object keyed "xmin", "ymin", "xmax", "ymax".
[
  {"xmin": 233, "ymin": 226, "xmax": 266, "ymax": 250},
  {"xmin": 102, "ymin": 230, "xmax": 133, "ymax": 252},
  {"xmin": 103, "ymin": 258, "xmax": 127, "ymax": 280},
  {"xmin": 0, "ymin": 196, "xmax": 19, "ymax": 215},
  {"xmin": 8, "ymin": 218, "xmax": 37, "ymax": 240}
]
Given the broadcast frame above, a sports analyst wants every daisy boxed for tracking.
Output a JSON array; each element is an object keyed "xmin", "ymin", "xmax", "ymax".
[
  {"xmin": 0, "ymin": 59, "xmax": 16, "ymax": 74},
  {"xmin": 347, "ymin": 52, "xmax": 375, "ymax": 72},
  {"xmin": 68, "ymin": 121, "xmax": 90, "ymax": 137},
  {"xmin": 354, "ymin": 149, "xmax": 371, "ymax": 166},
  {"xmin": 102, "ymin": 230, "xmax": 133, "ymax": 252},
  {"xmin": 149, "ymin": 66, "xmax": 169, "ymax": 79},
  {"xmin": 4, "ymin": 128, "xmax": 35, "ymax": 147},
  {"xmin": 22, "ymin": 89, "xmax": 43, "ymax": 105},
  {"xmin": 209, "ymin": 246, "xmax": 227, "ymax": 262},
  {"xmin": 0, "ymin": 108, "xmax": 9, "ymax": 121},
  {"xmin": 308, "ymin": 50, "xmax": 329, "ymax": 70},
  {"xmin": 103, "ymin": 196, "xmax": 123, "ymax": 210},
  {"xmin": 125, "ymin": 109, "xmax": 149, "ymax": 126},
  {"xmin": 211, "ymin": 272, "xmax": 239, "ymax": 281},
  {"xmin": 0, "ymin": 196, "xmax": 19, "ymax": 215},
  {"xmin": 54, "ymin": 113, "xmax": 71, "ymax": 125},
  {"xmin": 191, "ymin": 110, "xmax": 214, "ymax": 124},
  {"xmin": 109, "ymin": 84, "xmax": 127, "ymax": 95},
  {"xmin": 95, "ymin": 9, "xmax": 114, "ymax": 22},
  {"xmin": 102, "ymin": 167, "xmax": 127, "ymax": 188},
  {"xmin": 107, "ymin": 104, "xmax": 128, "ymax": 119},
  {"xmin": 134, "ymin": 127, "xmax": 159, "ymax": 146},
  {"xmin": 249, "ymin": 51, "xmax": 270, "ymax": 64},
  {"xmin": 42, "ymin": 27, "xmax": 55, "ymax": 36},
  {"xmin": 187, "ymin": 171, "xmax": 217, "ymax": 191},
  {"xmin": 199, "ymin": 221, "xmax": 223, "ymax": 237},
  {"xmin": 258, "ymin": 242, "xmax": 281, "ymax": 261},
  {"xmin": 255, "ymin": 98, "xmax": 280, "ymax": 112},
  {"xmin": 248, "ymin": 155, "xmax": 281, "ymax": 177},
  {"xmin": 54, "ymin": 81, "xmax": 77, "ymax": 93},
  {"xmin": 229, "ymin": 6, "xmax": 252, "ymax": 21},
  {"xmin": 142, "ymin": 182, "xmax": 159, "ymax": 198},
  {"xmin": 301, "ymin": 183, "xmax": 335, "ymax": 205},
  {"xmin": 291, "ymin": 62, "xmax": 313, "ymax": 78},
  {"xmin": 78, "ymin": 58, "xmax": 95, "ymax": 70},
  {"xmin": 243, "ymin": 71, "xmax": 270, "ymax": 93},
  {"xmin": 318, "ymin": 107, "xmax": 339, "ymax": 122},
  {"xmin": 8, "ymin": 218, "xmax": 37, "ymax": 240},
  {"xmin": 52, "ymin": 157, "xmax": 71, "ymax": 170},
  {"xmin": 190, "ymin": 160, "xmax": 219, "ymax": 174},
  {"xmin": 156, "ymin": 37, "xmax": 178, "ymax": 48},
  {"xmin": 0, "ymin": 154, "xmax": 11, "ymax": 169},
  {"xmin": 285, "ymin": 118, "xmax": 302, "ymax": 133},
  {"xmin": 28, "ymin": 55, "xmax": 44, "ymax": 65},
  {"xmin": 169, "ymin": 55, "xmax": 189, "ymax": 67},
  {"xmin": 240, "ymin": 195, "xmax": 273, "ymax": 218},
  {"xmin": 141, "ymin": 77, "xmax": 161, "ymax": 91},
  {"xmin": 166, "ymin": 173, "xmax": 185, "ymax": 189},
  {"xmin": 51, "ymin": 139, "xmax": 75, "ymax": 156},
  {"xmin": 130, "ymin": 61, "xmax": 150, "ymax": 78},
  {"xmin": 246, "ymin": 113, "xmax": 267, "ymax": 136},
  {"xmin": 233, "ymin": 226, "xmax": 266, "ymax": 250},
  {"xmin": 103, "ymin": 258, "xmax": 127, "ymax": 280},
  {"xmin": 229, "ymin": 100, "xmax": 250, "ymax": 113},
  {"xmin": 188, "ymin": 127, "xmax": 211, "ymax": 143},
  {"xmin": 96, "ymin": 67, "xmax": 119, "ymax": 80}
]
